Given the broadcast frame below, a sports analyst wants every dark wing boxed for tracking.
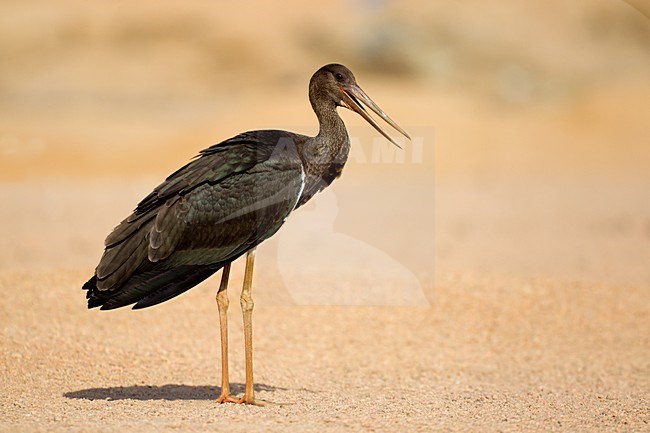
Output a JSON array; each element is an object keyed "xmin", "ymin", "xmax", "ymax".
[
  {"xmin": 102, "ymin": 133, "xmax": 269, "ymax": 249},
  {"xmin": 84, "ymin": 130, "xmax": 305, "ymax": 309}
]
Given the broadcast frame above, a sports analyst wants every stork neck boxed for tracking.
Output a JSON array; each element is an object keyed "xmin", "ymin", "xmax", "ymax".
[
  {"xmin": 315, "ymin": 103, "xmax": 346, "ymax": 141},
  {"xmin": 307, "ymin": 99, "xmax": 349, "ymax": 163},
  {"xmin": 293, "ymin": 90, "xmax": 351, "ymax": 208},
  {"xmin": 308, "ymin": 80, "xmax": 348, "ymax": 144}
]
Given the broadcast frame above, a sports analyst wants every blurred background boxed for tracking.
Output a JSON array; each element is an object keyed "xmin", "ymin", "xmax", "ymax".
[{"xmin": 1, "ymin": 0, "xmax": 648, "ymax": 300}]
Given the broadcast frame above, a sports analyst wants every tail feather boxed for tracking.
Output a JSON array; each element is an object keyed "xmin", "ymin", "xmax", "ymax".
[
  {"xmin": 133, "ymin": 267, "xmax": 218, "ymax": 309},
  {"xmin": 83, "ymin": 265, "xmax": 219, "ymax": 310}
]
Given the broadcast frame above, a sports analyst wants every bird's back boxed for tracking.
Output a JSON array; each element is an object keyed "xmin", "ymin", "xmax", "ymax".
[{"xmin": 84, "ymin": 130, "xmax": 305, "ymax": 310}]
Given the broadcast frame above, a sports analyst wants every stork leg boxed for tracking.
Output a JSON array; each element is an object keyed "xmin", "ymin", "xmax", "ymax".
[
  {"xmin": 237, "ymin": 248, "xmax": 263, "ymax": 405},
  {"xmin": 216, "ymin": 263, "xmax": 238, "ymax": 403}
]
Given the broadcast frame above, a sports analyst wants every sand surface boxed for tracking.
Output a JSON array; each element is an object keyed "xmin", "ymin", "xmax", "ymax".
[
  {"xmin": 0, "ymin": 268, "xmax": 648, "ymax": 433},
  {"xmin": 1, "ymin": 178, "xmax": 648, "ymax": 433},
  {"xmin": 1, "ymin": 1, "xmax": 649, "ymax": 432}
]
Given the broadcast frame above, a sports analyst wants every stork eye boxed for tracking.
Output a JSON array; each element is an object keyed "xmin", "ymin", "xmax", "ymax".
[{"xmin": 334, "ymin": 72, "xmax": 344, "ymax": 81}]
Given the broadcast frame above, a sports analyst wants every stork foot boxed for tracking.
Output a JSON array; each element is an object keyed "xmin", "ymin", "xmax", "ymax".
[
  {"xmin": 236, "ymin": 395, "xmax": 266, "ymax": 406},
  {"xmin": 217, "ymin": 393, "xmax": 267, "ymax": 406},
  {"xmin": 216, "ymin": 393, "xmax": 239, "ymax": 404},
  {"xmin": 218, "ymin": 393, "xmax": 290, "ymax": 406}
]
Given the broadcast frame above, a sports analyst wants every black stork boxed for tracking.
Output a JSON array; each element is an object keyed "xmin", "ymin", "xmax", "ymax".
[{"xmin": 83, "ymin": 63, "xmax": 410, "ymax": 405}]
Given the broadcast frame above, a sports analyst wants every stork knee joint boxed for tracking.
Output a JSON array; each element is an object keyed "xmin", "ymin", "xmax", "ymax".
[
  {"xmin": 240, "ymin": 293, "xmax": 254, "ymax": 312},
  {"xmin": 216, "ymin": 290, "xmax": 229, "ymax": 310}
]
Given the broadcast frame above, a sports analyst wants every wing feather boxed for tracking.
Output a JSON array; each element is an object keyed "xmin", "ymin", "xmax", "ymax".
[
  {"xmin": 96, "ymin": 235, "xmax": 149, "ymax": 291},
  {"xmin": 148, "ymin": 197, "xmax": 182, "ymax": 262},
  {"xmin": 96, "ymin": 227, "xmax": 147, "ymax": 279},
  {"xmin": 85, "ymin": 130, "xmax": 307, "ymax": 309}
]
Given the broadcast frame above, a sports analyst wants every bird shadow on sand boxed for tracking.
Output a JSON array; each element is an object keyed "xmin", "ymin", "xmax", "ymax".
[{"xmin": 64, "ymin": 383, "xmax": 288, "ymax": 401}]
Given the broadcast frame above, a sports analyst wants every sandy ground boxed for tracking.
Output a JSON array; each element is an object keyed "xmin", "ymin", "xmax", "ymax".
[
  {"xmin": 1, "ymin": 1, "xmax": 650, "ymax": 432},
  {"xmin": 1, "ymin": 179, "xmax": 649, "ymax": 433},
  {"xmin": 1, "ymin": 266, "xmax": 648, "ymax": 432}
]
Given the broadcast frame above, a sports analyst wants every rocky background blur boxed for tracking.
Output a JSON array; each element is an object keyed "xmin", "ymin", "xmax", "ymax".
[{"xmin": 1, "ymin": 0, "xmax": 648, "ymax": 286}]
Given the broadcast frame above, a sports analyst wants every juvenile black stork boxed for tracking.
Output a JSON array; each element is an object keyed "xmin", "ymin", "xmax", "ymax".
[{"xmin": 83, "ymin": 64, "xmax": 410, "ymax": 405}]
